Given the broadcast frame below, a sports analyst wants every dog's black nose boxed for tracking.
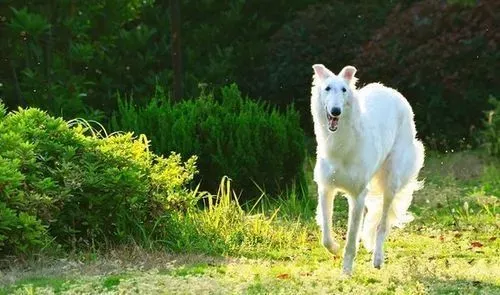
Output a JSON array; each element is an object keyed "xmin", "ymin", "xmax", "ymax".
[{"xmin": 330, "ymin": 107, "xmax": 341, "ymax": 116}]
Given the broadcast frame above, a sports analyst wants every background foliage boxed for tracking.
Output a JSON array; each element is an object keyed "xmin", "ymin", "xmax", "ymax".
[
  {"xmin": 0, "ymin": 0, "xmax": 165, "ymax": 119},
  {"xmin": 0, "ymin": 0, "xmax": 315, "ymax": 119},
  {"xmin": 250, "ymin": 0, "xmax": 408, "ymax": 128},
  {"xmin": 354, "ymin": 0, "xmax": 500, "ymax": 149},
  {"xmin": 110, "ymin": 84, "xmax": 306, "ymax": 200},
  {"xmin": 1, "ymin": 0, "xmax": 496, "ymax": 150},
  {"xmin": 482, "ymin": 96, "xmax": 500, "ymax": 157}
]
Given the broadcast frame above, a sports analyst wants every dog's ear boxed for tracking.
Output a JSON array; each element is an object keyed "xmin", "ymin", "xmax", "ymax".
[
  {"xmin": 339, "ymin": 66, "xmax": 357, "ymax": 82},
  {"xmin": 312, "ymin": 64, "xmax": 333, "ymax": 81}
]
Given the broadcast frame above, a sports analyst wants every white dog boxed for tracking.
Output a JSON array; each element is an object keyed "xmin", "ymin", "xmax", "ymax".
[{"xmin": 311, "ymin": 64, "xmax": 425, "ymax": 275}]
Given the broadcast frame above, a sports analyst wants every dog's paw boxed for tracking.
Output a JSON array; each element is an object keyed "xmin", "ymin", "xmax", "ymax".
[
  {"xmin": 341, "ymin": 266, "xmax": 353, "ymax": 277},
  {"xmin": 341, "ymin": 254, "xmax": 355, "ymax": 277},
  {"xmin": 373, "ymin": 251, "xmax": 384, "ymax": 269},
  {"xmin": 322, "ymin": 239, "xmax": 340, "ymax": 254}
]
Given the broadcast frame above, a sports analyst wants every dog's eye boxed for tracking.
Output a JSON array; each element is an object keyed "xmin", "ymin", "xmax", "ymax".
[
  {"xmin": 325, "ymin": 86, "xmax": 331, "ymax": 91},
  {"xmin": 342, "ymin": 87, "xmax": 347, "ymax": 93}
]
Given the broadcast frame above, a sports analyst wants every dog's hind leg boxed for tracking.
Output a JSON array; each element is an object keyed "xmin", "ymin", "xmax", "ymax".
[
  {"xmin": 373, "ymin": 139, "xmax": 424, "ymax": 268},
  {"xmin": 373, "ymin": 151, "xmax": 402, "ymax": 269},
  {"xmin": 342, "ymin": 188, "xmax": 367, "ymax": 276},
  {"xmin": 373, "ymin": 191, "xmax": 394, "ymax": 268}
]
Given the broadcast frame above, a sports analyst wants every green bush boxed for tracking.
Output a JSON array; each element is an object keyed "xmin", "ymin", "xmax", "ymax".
[
  {"xmin": 0, "ymin": 201, "xmax": 48, "ymax": 255},
  {"xmin": 111, "ymin": 84, "xmax": 306, "ymax": 201},
  {"xmin": 482, "ymin": 96, "xmax": 500, "ymax": 157},
  {"xmin": 0, "ymin": 102, "xmax": 6, "ymax": 118},
  {"xmin": 0, "ymin": 102, "xmax": 199, "ymax": 255},
  {"xmin": 354, "ymin": 0, "xmax": 500, "ymax": 149}
]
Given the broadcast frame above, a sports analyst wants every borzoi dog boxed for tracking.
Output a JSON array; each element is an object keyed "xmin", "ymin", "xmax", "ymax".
[{"xmin": 311, "ymin": 64, "xmax": 425, "ymax": 275}]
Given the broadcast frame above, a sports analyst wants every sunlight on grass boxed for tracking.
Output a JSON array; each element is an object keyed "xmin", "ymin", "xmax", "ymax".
[
  {"xmin": 4, "ymin": 230, "xmax": 498, "ymax": 294},
  {"xmin": 1, "ymin": 152, "xmax": 499, "ymax": 294},
  {"xmin": 183, "ymin": 176, "xmax": 312, "ymax": 258}
]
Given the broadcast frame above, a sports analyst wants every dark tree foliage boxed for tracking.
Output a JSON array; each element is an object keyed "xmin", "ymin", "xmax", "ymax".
[
  {"xmin": 0, "ymin": 0, "xmax": 168, "ymax": 120},
  {"xmin": 0, "ymin": 0, "xmax": 497, "ymax": 150},
  {"xmin": 251, "ymin": 0, "xmax": 405, "ymax": 132},
  {"xmin": 0, "ymin": 0, "xmax": 315, "ymax": 120},
  {"xmin": 354, "ymin": 0, "xmax": 500, "ymax": 149}
]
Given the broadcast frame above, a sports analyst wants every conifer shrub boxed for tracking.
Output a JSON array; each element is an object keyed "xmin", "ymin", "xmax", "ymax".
[{"xmin": 111, "ymin": 84, "xmax": 307, "ymax": 200}]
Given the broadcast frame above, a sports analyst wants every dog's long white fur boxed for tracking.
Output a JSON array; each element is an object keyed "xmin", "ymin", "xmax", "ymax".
[{"xmin": 311, "ymin": 64, "xmax": 425, "ymax": 275}]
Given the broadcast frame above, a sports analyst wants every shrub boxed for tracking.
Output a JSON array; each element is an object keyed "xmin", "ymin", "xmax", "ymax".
[
  {"xmin": 354, "ymin": 0, "xmax": 500, "ymax": 149},
  {"xmin": 482, "ymin": 96, "xmax": 500, "ymax": 157},
  {"xmin": 0, "ymin": 104, "xmax": 199, "ymax": 255},
  {"xmin": 0, "ymin": 201, "xmax": 48, "ymax": 255},
  {"xmin": 110, "ymin": 84, "xmax": 306, "ymax": 201},
  {"xmin": 0, "ymin": 101, "xmax": 6, "ymax": 118}
]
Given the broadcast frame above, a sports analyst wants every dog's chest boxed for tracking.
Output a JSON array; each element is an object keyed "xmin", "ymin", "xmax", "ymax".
[
  {"xmin": 329, "ymin": 160, "xmax": 363, "ymax": 193},
  {"xmin": 316, "ymin": 133, "xmax": 371, "ymax": 194}
]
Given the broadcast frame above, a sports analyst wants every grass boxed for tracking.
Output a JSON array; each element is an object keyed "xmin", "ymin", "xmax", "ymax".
[{"xmin": 0, "ymin": 151, "xmax": 499, "ymax": 294}]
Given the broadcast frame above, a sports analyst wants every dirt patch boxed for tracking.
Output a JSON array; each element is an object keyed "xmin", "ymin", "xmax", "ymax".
[{"xmin": 0, "ymin": 246, "xmax": 231, "ymax": 287}]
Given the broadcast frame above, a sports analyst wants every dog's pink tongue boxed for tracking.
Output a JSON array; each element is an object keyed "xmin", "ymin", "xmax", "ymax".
[{"xmin": 329, "ymin": 117, "xmax": 339, "ymax": 129}]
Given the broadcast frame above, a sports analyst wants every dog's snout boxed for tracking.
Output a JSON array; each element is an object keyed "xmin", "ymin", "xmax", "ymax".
[{"xmin": 330, "ymin": 107, "xmax": 341, "ymax": 116}]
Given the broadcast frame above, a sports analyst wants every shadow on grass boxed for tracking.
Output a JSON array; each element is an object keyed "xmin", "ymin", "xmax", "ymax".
[
  {"xmin": 420, "ymin": 277, "xmax": 500, "ymax": 295},
  {"xmin": 0, "ymin": 251, "xmax": 231, "ymax": 292}
]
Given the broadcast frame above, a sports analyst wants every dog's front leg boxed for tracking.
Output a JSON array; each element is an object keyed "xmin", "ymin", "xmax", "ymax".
[
  {"xmin": 316, "ymin": 185, "xmax": 339, "ymax": 254},
  {"xmin": 342, "ymin": 188, "xmax": 367, "ymax": 276},
  {"xmin": 314, "ymin": 158, "xmax": 339, "ymax": 254}
]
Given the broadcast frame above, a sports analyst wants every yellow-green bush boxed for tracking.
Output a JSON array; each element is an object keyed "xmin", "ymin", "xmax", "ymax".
[{"xmin": 0, "ymin": 102, "xmax": 198, "ymax": 255}]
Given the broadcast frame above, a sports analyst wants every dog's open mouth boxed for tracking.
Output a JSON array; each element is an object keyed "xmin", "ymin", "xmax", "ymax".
[{"xmin": 327, "ymin": 112, "xmax": 339, "ymax": 132}]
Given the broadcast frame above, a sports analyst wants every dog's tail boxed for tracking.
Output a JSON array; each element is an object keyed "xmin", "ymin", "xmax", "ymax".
[
  {"xmin": 361, "ymin": 177, "xmax": 424, "ymax": 252},
  {"xmin": 362, "ymin": 139, "xmax": 424, "ymax": 252},
  {"xmin": 389, "ymin": 139, "xmax": 425, "ymax": 227}
]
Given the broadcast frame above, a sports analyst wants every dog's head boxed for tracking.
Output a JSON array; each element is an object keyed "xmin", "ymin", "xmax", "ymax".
[{"xmin": 312, "ymin": 64, "xmax": 357, "ymax": 132}]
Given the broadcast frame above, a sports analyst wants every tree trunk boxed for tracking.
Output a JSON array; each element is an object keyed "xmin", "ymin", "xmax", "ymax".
[{"xmin": 170, "ymin": 0, "xmax": 183, "ymax": 101}]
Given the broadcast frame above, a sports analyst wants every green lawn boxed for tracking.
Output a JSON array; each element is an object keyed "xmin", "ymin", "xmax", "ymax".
[{"xmin": 1, "ymin": 152, "xmax": 499, "ymax": 294}]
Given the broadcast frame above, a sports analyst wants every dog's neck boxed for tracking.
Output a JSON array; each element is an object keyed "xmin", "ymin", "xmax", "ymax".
[{"xmin": 340, "ymin": 90, "xmax": 361, "ymax": 132}]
